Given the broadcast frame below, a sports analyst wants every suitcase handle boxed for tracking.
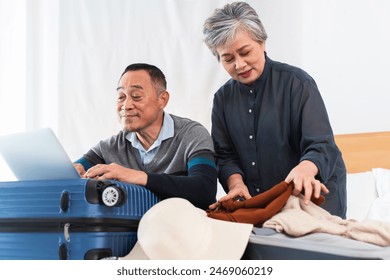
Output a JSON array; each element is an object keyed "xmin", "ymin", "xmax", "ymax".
[{"xmin": 60, "ymin": 191, "xmax": 69, "ymax": 212}]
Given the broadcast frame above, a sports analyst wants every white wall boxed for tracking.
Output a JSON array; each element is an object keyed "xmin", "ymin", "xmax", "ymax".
[
  {"xmin": 257, "ymin": 0, "xmax": 390, "ymax": 134},
  {"xmin": 300, "ymin": 1, "xmax": 390, "ymax": 134},
  {"xmin": 1, "ymin": 0, "xmax": 390, "ymax": 161}
]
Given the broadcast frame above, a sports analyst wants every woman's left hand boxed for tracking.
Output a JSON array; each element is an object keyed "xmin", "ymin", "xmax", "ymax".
[{"xmin": 285, "ymin": 160, "xmax": 329, "ymax": 204}]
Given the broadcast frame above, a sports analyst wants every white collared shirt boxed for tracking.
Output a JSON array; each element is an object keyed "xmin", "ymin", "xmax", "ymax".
[{"xmin": 126, "ymin": 112, "xmax": 174, "ymax": 165}]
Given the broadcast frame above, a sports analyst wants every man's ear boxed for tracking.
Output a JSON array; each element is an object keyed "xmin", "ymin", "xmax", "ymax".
[{"xmin": 159, "ymin": 90, "xmax": 170, "ymax": 108}]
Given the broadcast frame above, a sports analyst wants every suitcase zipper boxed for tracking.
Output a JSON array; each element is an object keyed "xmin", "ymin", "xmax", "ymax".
[
  {"xmin": 0, "ymin": 218, "xmax": 139, "ymax": 233},
  {"xmin": 64, "ymin": 223, "xmax": 70, "ymax": 242}
]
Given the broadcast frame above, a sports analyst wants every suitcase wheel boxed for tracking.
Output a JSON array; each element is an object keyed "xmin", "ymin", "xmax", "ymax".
[{"xmin": 101, "ymin": 185, "xmax": 123, "ymax": 207}]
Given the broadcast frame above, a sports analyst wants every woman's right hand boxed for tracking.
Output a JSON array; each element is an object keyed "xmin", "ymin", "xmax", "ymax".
[{"xmin": 209, "ymin": 174, "xmax": 252, "ymax": 210}]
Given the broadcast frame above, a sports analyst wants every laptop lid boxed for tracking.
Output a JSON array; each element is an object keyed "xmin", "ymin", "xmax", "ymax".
[{"xmin": 0, "ymin": 128, "xmax": 81, "ymax": 181}]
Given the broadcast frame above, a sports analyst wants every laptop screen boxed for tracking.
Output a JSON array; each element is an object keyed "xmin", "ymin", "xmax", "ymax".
[{"xmin": 0, "ymin": 128, "xmax": 81, "ymax": 181}]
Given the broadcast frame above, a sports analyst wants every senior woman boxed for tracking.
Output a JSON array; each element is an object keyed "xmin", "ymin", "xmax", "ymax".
[{"xmin": 203, "ymin": 2, "xmax": 346, "ymax": 218}]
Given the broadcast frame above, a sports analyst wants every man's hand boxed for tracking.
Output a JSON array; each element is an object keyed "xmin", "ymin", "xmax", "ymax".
[
  {"xmin": 73, "ymin": 163, "xmax": 86, "ymax": 177},
  {"xmin": 84, "ymin": 163, "xmax": 148, "ymax": 185}
]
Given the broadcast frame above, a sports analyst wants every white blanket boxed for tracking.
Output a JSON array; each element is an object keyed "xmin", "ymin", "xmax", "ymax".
[
  {"xmin": 263, "ymin": 194, "xmax": 390, "ymax": 247},
  {"xmin": 368, "ymin": 168, "xmax": 390, "ymax": 222}
]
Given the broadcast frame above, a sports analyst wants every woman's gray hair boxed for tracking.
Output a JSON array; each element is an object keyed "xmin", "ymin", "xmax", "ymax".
[{"xmin": 203, "ymin": 2, "xmax": 268, "ymax": 60}]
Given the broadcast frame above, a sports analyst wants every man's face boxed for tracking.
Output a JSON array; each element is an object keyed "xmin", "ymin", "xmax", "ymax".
[
  {"xmin": 116, "ymin": 70, "xmax": 165, "ymax": 132},
  {"xmin": 216, "ymin": 30, "xmax": 266, "ymax": 85}
]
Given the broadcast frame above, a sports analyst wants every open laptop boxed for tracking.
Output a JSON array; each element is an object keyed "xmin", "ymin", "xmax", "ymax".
[{"xmin": 0, "ymin": 128, "xmax": 81, "ymax": 181}]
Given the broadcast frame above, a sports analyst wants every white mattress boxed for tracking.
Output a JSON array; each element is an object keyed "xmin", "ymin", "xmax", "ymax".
[{"xmin": 247, "ymin": 227, "xmax": 390, "ymax": 260}]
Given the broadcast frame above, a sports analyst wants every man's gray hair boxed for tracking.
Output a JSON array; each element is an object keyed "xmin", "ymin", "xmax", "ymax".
[{"xmin": 203, "ymin": 1, "xmax": 268, "ymax": 61}]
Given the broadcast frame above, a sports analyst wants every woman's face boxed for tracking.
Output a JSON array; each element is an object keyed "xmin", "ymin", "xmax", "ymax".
[{"xmin": 216, "ymin": 30, "xmax": 266, "ymax": 85}]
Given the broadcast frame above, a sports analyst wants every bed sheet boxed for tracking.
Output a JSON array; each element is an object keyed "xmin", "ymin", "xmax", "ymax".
[{"xmin": 367, "ymin": 168, "xmax": 390, "ymax": 222}]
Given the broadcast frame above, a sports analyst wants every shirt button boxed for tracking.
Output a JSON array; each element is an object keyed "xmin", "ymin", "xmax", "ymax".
[
  {"xmin": 250, "ymin": 89, "xmax": 253, "ymax": 93},
  {"xmin": 256, "ymin": 188, "xmax": 260, "ymax": 192},
  {"xmin": 251, "ymin": 162, "xmax": 256, "ymax": 166},
  {"xmin": 249, "ymin": 135, "xmax": 253, "ymax": 139},
  {"xmin": 248, "ymin": 109, "xmax": 252, "ymax": 113}
]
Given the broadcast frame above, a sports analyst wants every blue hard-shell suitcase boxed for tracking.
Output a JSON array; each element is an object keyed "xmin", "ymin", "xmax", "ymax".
[{"xmin": 0, "ymin": 179, "xmax": 159, "ymax": 260}]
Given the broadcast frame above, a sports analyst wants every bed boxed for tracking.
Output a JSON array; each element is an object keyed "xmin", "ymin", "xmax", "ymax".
[
  {"xmin": 335, "ymin": 131, "xmax": 390, "ymax": 221},
  {"xmin": 335, "ymin": 131, "xmax": 390, "ymax": 173},
  {"xmin": 244, "ymin": 131, "xmax": 390, "ymax": 260}
]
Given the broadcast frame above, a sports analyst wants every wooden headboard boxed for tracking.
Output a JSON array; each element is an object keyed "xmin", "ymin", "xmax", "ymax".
[{"xmin": 335, "ymin": 131, "xmax": 390, "ymax": 173}]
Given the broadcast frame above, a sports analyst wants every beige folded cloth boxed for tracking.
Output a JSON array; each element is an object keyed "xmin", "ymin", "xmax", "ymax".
[{"xmin": 263, "ymin": 194, "xmax": 390, "ymax": 247}]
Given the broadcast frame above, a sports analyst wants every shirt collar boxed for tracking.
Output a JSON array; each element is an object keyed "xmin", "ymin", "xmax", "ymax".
[
  {"xmin": 126, "ymin": 112, "xmax": 174, "ymax": 152},
  {"xmin": 239, "ymin": 52, "xmax": 271, "ymax": 91}
]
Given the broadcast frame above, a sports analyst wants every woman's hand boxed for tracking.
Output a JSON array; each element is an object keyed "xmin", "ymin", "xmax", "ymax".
[
  {"xmin": 285, "ymin": 160, "xmax": 329, "ymax": 204},
  {"xmin": 209, "ymin": 174, "xmax": 252, "ymax": 210}
]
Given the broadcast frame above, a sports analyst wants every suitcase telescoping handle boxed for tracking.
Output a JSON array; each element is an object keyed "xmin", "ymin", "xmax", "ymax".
[{"xmin": 85, "ymin": 180, "xmax": 125, "ymax": 207}]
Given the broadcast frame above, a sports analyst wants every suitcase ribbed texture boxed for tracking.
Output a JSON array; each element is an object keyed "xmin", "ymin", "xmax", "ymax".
[
  {"xmin": 0, "ymin": 179, "xmax": 159, "ymax": 219},
  {"xmin": 0, "ymin": 179, "xmax": 159, "ymax": 259}
]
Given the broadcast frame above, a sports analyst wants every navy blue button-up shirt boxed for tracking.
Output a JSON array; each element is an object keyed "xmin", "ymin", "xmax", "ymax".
[{"xmin": 212, "ymin": 54, "xmax": 346, "ymax": 217}]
